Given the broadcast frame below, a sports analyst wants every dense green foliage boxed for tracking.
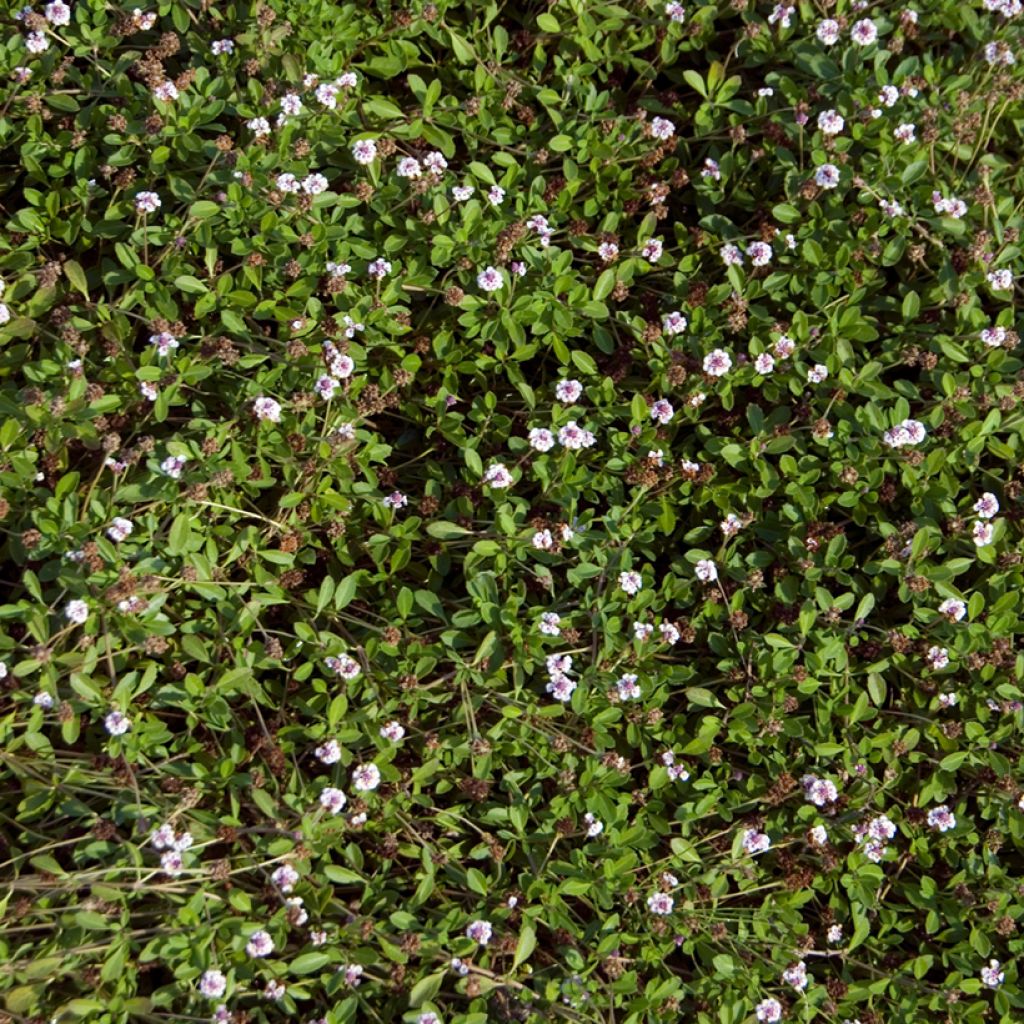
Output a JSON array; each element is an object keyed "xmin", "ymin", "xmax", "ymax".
[{"xmin": 2, "ymin": 1, "xmax": 1024, "ymax": 1023}]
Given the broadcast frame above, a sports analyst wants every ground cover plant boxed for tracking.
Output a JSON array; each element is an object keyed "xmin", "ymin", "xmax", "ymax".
[{"xmin": 1, "ymin": 0, "xmax": 1024, "ymax": 1022}]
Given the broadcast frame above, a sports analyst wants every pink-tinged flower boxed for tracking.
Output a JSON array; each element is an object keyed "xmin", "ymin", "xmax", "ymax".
[
  {"xmin": 932, "ymin": 191, "xmax": 967, "ymax": 218},
  {"xmin": 984, "ymin": 41, "xmax": 1016, "ymax": 65},
  {"xmin": 598, "ymin": 241, "xmax": 619, "ymax": 263},
  {"xmin": 351, "ymin": 762, "xmax": 381, "ymax": 792},
  {"xmin": 153, "ymin": 81, "xmax": 179, "ymax": 102},
  {"xmin": 337, "ymin": 71, "xmax": 357, "ymax": 88},
  {"xmin": 616, "ymin": 673, "xmax": 641, "ymax": 700},
  {"xmin": 754, "ymin": 352, "xmax": 775, "ymax": 375},
  {"xmin": 417, "ymin": 1014, "xmax": 442, "ymax": 1024},
  {"xmin": 319, "ymin": 787, "xmax": 347, "ymax": 814},
  {"xmin": 12, "ymin": 66, "xmax": 33, "ymax": 82},
  {"xmin": 665, "ymin": 1, "xmax": 686, "ymax": 20},
  {"xmin": 650, "ymin": 398, "xmax": 674, "ymax": 424},
  {"xmin": 199, "ymin": 970, "xmax": 227, "ymax": 999},
  {"xmin": 529, "ymin": 427, "xmax": 555, "ymax": 452},
  {"xmin": 325, "ymin": 654, "xmax": 360, "ymax": 680},
  {"xmin": 720, "ymin": 243, "xmax": 743, "ymax": 266},
  {"xmin": 510, "ymin": 260, "xmax": 526, "ymax": 277},
  {"xmin": 343, "ymin": 964, "xmax": 365, "ymax": 986},
  {"xmin": 850, "ymin": 18, "xmax": 878, "ymax": 44},
  {"xmin": 926, "ymin": 646, "xmax": 949, "ymax": 670},
  {"xmin": 310, "ymin": 929, "xmax": 328, "ymax": 946},
  {"xmin": 484, "ymin": 462, "xmax": 513, "ymax": 489},
  {"xmin": 301, "ymin": 173, "xmax": 329, "ymax": 196},
  {"xmin": 555, "ymin": 379, "xmax": 583, "ymax": 403},
  {"xmin": 973, "ymin": 492, "xmax": 999, "ymax": 518},
  {"xmin": 893, "ymin": 122, "xmax": 916, "ymax": 144},
  {"xmin": 647, "ymin": 892, "xmax": 674, "ymax": 915},
  {"xmin": 702, "ymin": 158, "xmax": 721, "ymax": 181},
  {"xmin": 132, "ymin": 10, "xmax": 157, "ymax": 29},
  {"xmin": 539, "ymin": 611, "xmax": 561, "ymax": 636},
  {"xmin": 973, "ymin": 521, "xmax": 993, "ymax": 547},
  {"xmin": 980, "ymin": 325, "xmax": 1007, "ymax": 347},
  {"xmin": 275, "ymin": 172, "xmax": 300, "ymax": 194},
  {"xmin": 211, "ymin": 39, "xmax": 234, "ymax": 55},
  {"xmin": 379, "ymin": 720, "xmax": 405, "ymax": 742},
  {"xmin": 314, "ymin": 375, "xmax": 339, "ymax": 400},
  {"xmin": 755, "ymin": 997, "xmax": 782, "ymax": 1023},
  {"xmin": 104, "ymin": 709, "xmax": 131, "ymax": 735},
  {"xmin": 816, "ymin": 18, "xmax": 840, "ymax": 43},
  {"xmin": 802, "ymin": 775, "xmax": 838, "ymax": 806},
  {"xmin": 149, "ymin": 331, "xmax": 178, "ymax": 356},
  {"xmin": 532, "ymin": 529, "xmax": 554, "ymax": 550},
  {"xmin": 879, "ymin": 198, "xmax": 904, "ymax": 217},
  {"xmin": 807, "ymin": 363, "xmax": 828, "ymax": 383},
  {"xmin": 814, "ymin": 163, "xmax": 840, "ymax": 189},
  {"xmin": 423, "ymin": 151, "xmax": 447, "ymax": 175},
  {"xmin": 66, "ymin": 599, "xmax": 89, "ymax": 624},
  {"xmin": 782, "ymin": 961, "xmax": 808, "ymax": 992},
  {"xmin": 25, "ymin": 31, "xmax": 50, "ymax": 53},
  {"xmin": 107, "ymin": 517, "xmax": 134, "ymax": 542},
  {"xmin": 703, "ymin": 349, "xmax": 732, "ymax": 376},
  {"xmin": 826, "ymin": 923, "xmax": 843, "ymax": 943},
  {"xmin": 927, "ymin": 805, "xmax": 956, "ymax": 832},
  {"xmin": 315, "ymin": 739, "xmax": 341, "ymax": 764},
  {"xmin": 981, "ymin": 959, "xmax": 1004, "ymax": 988},
  {"xmin": 134, "ymin": 191, "xmax": 161, "ymax": 213},
  {"xmin": 487, "ymin": 185, "xmax": 505, "ymax": 206},
  {"xmin": 263, "ymin": 980, "xmax": 286, "ymax": 1001},
  {"xmin": 773, "ymin": 335, "xmax": 796, "ymax": 359},
  {"xmin": 477, "ymin": 266, "xmax": 503, "ymax": 292},
  {"xmin": 271, "ymin": 864, "xmax": 299, "ymax": 892},
  {"xmin": 742, "ymin": 828, "xmax": 771, "ymax": 854},
  {"xmin": 546, "ymin": 673, "xmax": 576, "ymax": 701},
  {"xmin": 987, "ymin": 268, "xmax": 1014, "ymax": 291},
  {"xmin": 367, "ymin": 258, "xmax": 391, "ymax": 279},
  {"xmin": 747, "ymin": 241, "xmax": 772, "ymax": 266},
  {"xmin": 452, "ymin": 185, "xmax": 474, "ymax": 201},
  {"xmin": 649, "ymin": 116, "xmax": 675, "ymax": 140},
  {"xmin": 351, "ymin": 139, "xmax": 377, "ymax": 164},
  {"xmin": 466, "ymin": 919, "xmax": 493, "ymax": 944},
  {"xmin": 619, "ymin": 570, "xmax": 643, "ymax": 596},
  {"xmin": 317, "ymin": 83, "xmax": 339, "ymax": 108},
  {"xmin": 694, "ymin": 559, "xmax": 718, "ymax": 582},
  {"xmin": 396, "ymin": 157, "xmax": 422, "ymax": 179},
  {"xmin": 383, "ymin": 490, "xmax": 408, "ymax": 510},
  {"xmin": 817, "ymin": 109, "xmax": 844, "ymax": 135},
  {"xmin": 253, "ymin": 396, "xmax": 282, "ymax": 422},
  {"xmin": 280, "ymin": 92, "xmax": 302, "ymax": 116},
  {"xmin": 160, "ymin": 454, "xmax": 187, "ymax": 478},
  {"xmin": 44, "ymin": 1, "xmax": 71, "ymax": 25},
  {"xmin": 642, "ymin": 238, "xmax": 664, "ymax": 261},
  {"xmin": 659, "ymin": 622, "xmax": 680, "ymax": 645},
  {"xmin": 720, "ymin": 513, "xmax": 744, "ymax": 537},
  {"xmin": 938, "ymin": 598, "xmax": 966, "ymax": 621},
  {"xmin": 662, "ymin": 310, "xmax": 687, "ymax": 335},
  {"xmin": 160, "ymin": 849, "xmax": 184, "ymax": 876}
]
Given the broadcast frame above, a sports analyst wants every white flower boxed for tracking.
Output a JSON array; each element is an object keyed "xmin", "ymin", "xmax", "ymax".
[
  {"xmin": 662, "ymin": 310, "xmax": 687, "ymax": 335},
  {"xmin": 367, "ymin": 258, "xmax": 391, "ymax": 279},
  {"xmin": 351, "ymin": 139, "xmax": 377, "ymax": 164},
  {"xmin": 104, "ymin": 709, "xmax": 131, "ymax": 736},
  {"xmin": 694, "ymin": 559, "xmax": 717, "ymax": 582},
  {"xmin": 747, "ymin": 241, "xmax": 772, "ymax": 266},
  {"xmin": 972, "ymin": 521, "xmax": 993, "ymax": 547},
  {"xmin": 742, "ymin": 828, "xmax": 771, "ymax": 855},
  {"xmin": 643, "ymin": 238, "xmax": 664, "ymax": 261},
  {"xmin": 275, "ymin": 173, "xmax": 300, "ymax": 194},
  {"xmin": 782, "ymin": 961, "xmax": 809, "ymax": 992},
  {"xmin": 879, "ymin": 85, "xmax": 899, "ymax": 107},
  {"xmin": 555, "ymin": 379, "xmax": 583, "ymax": 403},
  {"xmin": 154, "ymin": 81, "xmax": 179, "ymax": 102},
  {"xmin": 987, "ymin": 268, "xmax": 1013, "ymax": 291},
  {"xmin": 647, "ymin": 892, "xmax": 674, "ymax": 915},
  {"xmin": 280, "ymin": 92, "xmax": 302, "ymax": 116},
  {"xmin": 981, "ymin": 959, "xmax": 1004, "ymax": 989},
  {"xmin": 973, "ymin": 492, "xmax": 999, "ymax": 518},
  {"xmin": 619, "ymin": 570, "xmax": 643, "ymax": 596},
  {"xmin": 927, "ymin": 805, "xmax": 956, "ymax": 832},
  {"xmin": 65, "ymin": 599, "xmax": 89, "ymax": 624},
  {"xmin": 816, "ymin": 19, "xmax": 840, "ymax": 44},
  {"xmin": 380, "ymin": 720, "xmax": 405, "ymax": 742},
  {"xmin": 720, "ymin": 243, "xmax": 743, "ymax": 265},
  {"xmin": 245, "ymin": 930, "xmax": 274, "ymax": 958},
  {"xmin": 487, "ymin": 185, "xmax": 505, "ymax": 206},
  {"xmin": 199, "ymin": 970, "xmax": 227, "ymax": 999},
  {"xmin": 649, "ymin": 116, "xmax": 675, "ymax": 140},
  {"xmin": 583, "ymin": 811, "xmax": 604, "ymax": 837},
  {"xmin": 539, "ymin": 612, "xmax": 562, "ymax": 636},
  {"xmin": 452, "ymin": 185, "xmax": 475, "ymax": 201},
  {"xmin": 850, "ymin": 18, "xmax": 878, "ymax": 44},
  {"xmin": 529, "ymin": 428, "xmax": 555, "ymax": 452},
  {"xmin": 477, "ymin": 266, "xmax": 503, "ymax": 292},
  {"xmin": 396, "ymin": 157, "xmax": 422, "ymax": 179},
  {"xmin": 302, "ymin": 173, "xmax": 329, "ymax": 195},
  {"xmin": 650, "ymin": 398, "xmax": 674, "ymax": 424},
  {"xmin": 424, "ymin": 151, "xmax": 448, "ymax": 175},
  {"xmin": 827, "ymin": 923, "xmax": 843, "ymax": 943},
  {"xmin": 926, "ymin": 646, "xmax": 949, "ymax": 670},
  {"xmin": 756, "ymin": 999, "xmax": 782, "ymax": 1023},
  {"xmin": 483, "ymin": 462, "xmax": 513, "ymax": 489},
  {"xmin": 253, "ymin": 396, "xmax": 282, "ymax": 422},
  {"xmin": 351, "ymin": 763, "xmax": 381, "ymax": 792},
  {"xmin": 939, "ymin": 597, "xmax": 966, "ymax": 621},
  {"xmin": 319, "ymin": 787, "xmax": 347, "ymax": 814},
  {"xmin": 315, "ymin": 739, "xmax": 341, "ymax": 764},
  {"xmin": 211, "ymin": 39, "xmax": 234, "ymax": 55},
  {"xmin": 893, "ymin": 122, "xmax": 916, "ymax": 144},
  {"xmin": 271, "ymin": 865, "xmax": 299, "ymax": 892},
  {"xmin": 466, "ymin": 919, "xmax": 493, "ymax": 945},
  {"xmin": 754, "ymin": 352, "xmax": 775, "ymax": 375},
  {"xmin": 817, "ymin": 109, "xmax": 844, "ymax": 135},
  {"xmin": 814, "ymin": 163, "xmax": 840, "ymax": 189},
  {"xmin": 107, "ymin": 517, "xmax": 134, "ymax": 542},
  {"xmin": 161, "ymin": 454, "xmax": 187, "ymax": 479},
  {"xmin": 807, "ymin": 363, "xmax": 828, "ymax": 384},
  {"xmin": 703, "ymin": 349, "xmax": 732, "ymax": 376},
  {"xmin": 382, "ymin": 490, "xmax": 407, "ymax": 510},
  {"xmin": 44, "ymin": 1, "xmax": 71, "ymax": 25},
  {"xmin": 134, "ymin": 191, "xmax": 161, "ymax": 214},
  {"xmin": 325, "ymin": 654, "xmax": 360, "ymax": 680},
  {"xmin": 25, "ymin": 31, "xmax": 50, "ymax": 53}
]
